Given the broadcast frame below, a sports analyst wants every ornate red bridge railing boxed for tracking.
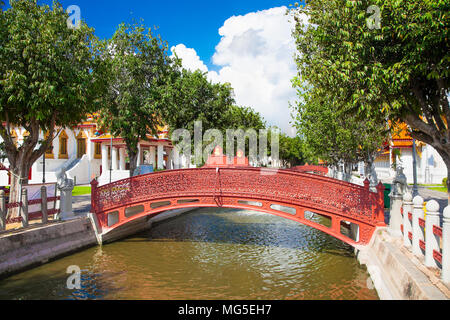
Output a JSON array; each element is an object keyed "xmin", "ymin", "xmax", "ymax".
[
  {"xmin": 91, "ymin": 167, "xmax": 385, "ymax": 246},
  {"xmin": 290, "ymin": 165, "xmax": 329, "ymax": 176}
]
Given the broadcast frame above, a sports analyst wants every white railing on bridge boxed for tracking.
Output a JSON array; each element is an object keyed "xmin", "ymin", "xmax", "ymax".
[{"xmin": 400, "ymin": 193, "xmax": 449, "ymax": 283}]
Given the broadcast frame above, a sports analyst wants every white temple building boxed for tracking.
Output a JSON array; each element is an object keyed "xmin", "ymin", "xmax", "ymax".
[
  {"xmin": 371, "ymin": 124, "xmax": 446, "ymax": 185},
  {"xmin": 0, "ymin": 114, "xmax": 188, "ymax": 187}
]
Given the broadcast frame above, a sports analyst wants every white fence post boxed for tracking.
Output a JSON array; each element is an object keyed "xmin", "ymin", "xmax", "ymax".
[
  {"xmin": 425, "ymin": 200, "xmax": 440, "ymax": 268},
  {"xmin": 389, "ymin": 192, "xmax": 403, "ymax": 238},
  {"xmin": 21, "ymin": 188, "xmax": 28, "ymax": 228},
  {"xmin": 412, "ymin": 196, "xmax": 424, "ymax": 257},
  {"xmin": 41, "ymin": 186, "xmax": 48, "ymax": 224},
  {"xmin": 58, "ymin": 183, "xmax": 75, "ymax": 221},
  {"xmin": 442, "ymin": 206, "xmax": 450, "ymax": 283},
  {"xmin": 402, "ymin": 192, "xmax": 413, "ymax": 247},
  {"xmin": 0, "ymin": 190, "xmax": 5, "ymax": 231}
]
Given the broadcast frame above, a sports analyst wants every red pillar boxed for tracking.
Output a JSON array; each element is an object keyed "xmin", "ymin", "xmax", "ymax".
[{"xmin": 90, "ymin": 178, "xmax": 98, "ymax": 214}]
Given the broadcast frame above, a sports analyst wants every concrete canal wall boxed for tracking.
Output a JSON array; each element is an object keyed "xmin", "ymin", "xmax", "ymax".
[
  {"xmin": 2, "ymin": 209, "xmax": 449, "ymax": 300},
  {"xmin": 0, "ymin": 208, "xmax": 197, "ymax": 279},
  {"xmin": 0, "ymin": 217, "xmax": 97, "ymax": 278},
  {"xmin": 357, "ymin": 228, "xmax": 449, "ymax": 300}
]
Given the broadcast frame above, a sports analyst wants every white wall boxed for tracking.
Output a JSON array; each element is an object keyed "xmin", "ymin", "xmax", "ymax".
[
  {"xmin": 419, "ymin": 145, "xmax": 447, "ymax": 184},
  {"xmin": 374, "ymin": 145, "xmax": 447, "ymax": 185}
]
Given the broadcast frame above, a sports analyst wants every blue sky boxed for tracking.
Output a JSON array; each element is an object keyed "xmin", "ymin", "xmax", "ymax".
[
  {"xmin": 4, "ymin": 0, "xmax": 307, "ymax": 134},
  {"xmin": 31, "ymin": 0, "xmax": 294, "ymax": 69}
]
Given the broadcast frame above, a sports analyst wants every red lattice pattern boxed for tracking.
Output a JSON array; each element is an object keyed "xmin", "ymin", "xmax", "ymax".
[
  {"xmin": 291, "ymin": 165, "xmax": 328, "ymax": 175},
  {"xmin": 91, "ymin": 168, "xmax": 385, "ymax": 246}
]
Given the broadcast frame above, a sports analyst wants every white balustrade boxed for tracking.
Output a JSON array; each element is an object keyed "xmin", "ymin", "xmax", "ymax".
[
  {"xmin": 402, "ymin": 192, "xmax": 413, "ymax": 247},
  {"xmin": 398, "ymin": 194, "xmax": 450, "ymax": 284},
  {"xmin": 412, "ymin": 196, "xmax": 425, "ymax": 256},
  {"xmin": 425, "ymin": 200, "xmax": 440, "ymax": 268},
  {"xmin": 443, "ymin": 207, "xmax": 450, "ymax": 283}
]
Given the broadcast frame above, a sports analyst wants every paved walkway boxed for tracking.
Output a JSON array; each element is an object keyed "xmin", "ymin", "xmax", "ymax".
[
  {"xmin": 418, "ymin": 186, "xmax": 448, "ymax": 211},
  {"xmin": 72, "ymin": 194, "xmax": 91, "ymax": 217}
]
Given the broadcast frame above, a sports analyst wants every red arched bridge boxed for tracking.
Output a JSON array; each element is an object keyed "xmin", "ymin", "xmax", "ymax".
[{"xmin": 90, "ymin": 167, "xmax": 386, "ymax": 246}]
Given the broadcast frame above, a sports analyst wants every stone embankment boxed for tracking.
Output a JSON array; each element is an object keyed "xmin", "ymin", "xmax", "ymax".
[
  {"xmin": 0, "ymin": 207, "xmax": 195, "ymax": 278},
  {"xmin": 357, "ymin": 228, "xmax": 449, "ymax": 300},
  {"xmin": 0, "ymin": 217, "xmax": 97, "ymax": 278}
]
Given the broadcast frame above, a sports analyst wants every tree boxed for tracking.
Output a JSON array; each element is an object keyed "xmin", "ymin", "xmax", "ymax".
[
  {"xmin": 162, "ymin": 69, "xmax": 236, "ymax": 164},
  {"xmin": 98, "ymin": 22, "xmax": 176, "ymax": 176},
  {"xmin": 292, "ymin": 90, "xmax": 389, "ymax": 175},
  {"xmin": 291, "ymin": 0, "xmax": 449, "ymax": 198},
  {"xmin": 162, "ymin": 68, "xmax": 269, "ymax": 165},
  {"xmin": 223, "ymin": 105, "xmax": 268, "ymax": 162},
  {"xmin": 163, "ymin": 69, "xmax": 236, "ymax": 137},
  {"xmin": 278, "ymin": 134, "xmax": 305, "ymax": 167},
  {"xmin": 224, "ymin": 105, "xmax": 266, "ymax": 131},
  {"xmin": 0, "ymin": 0, "xmax": 102, "ymax": 215}
]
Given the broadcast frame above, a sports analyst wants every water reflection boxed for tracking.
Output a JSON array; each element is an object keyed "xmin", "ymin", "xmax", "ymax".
[{"xmin": 0, "ymin": 208, "xmax": 378, "ymax": 300}]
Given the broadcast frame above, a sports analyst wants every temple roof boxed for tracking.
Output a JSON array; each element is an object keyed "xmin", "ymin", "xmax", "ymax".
[
  {"xmin": 83, "ymin": 113, "xmax": 170, "ymax": 143},
  {"xmin": 391, "ymin": 122, "xmax": 413, "ymax": 149}
]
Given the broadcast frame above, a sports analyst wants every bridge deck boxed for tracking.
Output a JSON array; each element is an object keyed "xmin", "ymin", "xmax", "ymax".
[{"xmin": 90, "ymin": 167, "xmax": 385, "ymax": 246}]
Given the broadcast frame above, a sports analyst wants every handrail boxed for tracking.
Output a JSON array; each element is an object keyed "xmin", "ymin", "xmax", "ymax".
[{"xmin": 91, "ymin": 167, "xmax": 385, "ymax": 226}]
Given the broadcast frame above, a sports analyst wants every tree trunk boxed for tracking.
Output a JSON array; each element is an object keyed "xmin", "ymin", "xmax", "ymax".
[
  {"xmin": 7, "ymin": 159, "xmax": 32, "ymax": 219},
  {"xmin": 364, "ymin": 161, "xmax": 371, "ymax": 180},
  {"xmin": 346, "ymin": 162, "xmax": 354, "ymax": 182},
  {"xmin": 1, "ymin": 118, "xmax": 56, "ymax": 219},
  {"xmin": 128, "ymin": 148, "xmax": 138, "ymax": 177},
  {"xmin": 431, "ymin": 149, "xmax": 450, "ymax": 206}
]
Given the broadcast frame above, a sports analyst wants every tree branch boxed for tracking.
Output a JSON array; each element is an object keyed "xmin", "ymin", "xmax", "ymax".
[
  {"xmin": 411, "ymin": 84, "xmax": 439, "ymax": 132},
  {"xmin": 437, "ymin": 77, "xmax": 450, "ymax": 135},
  {"xmin": 403, "ymin": 111, "xmax": 437, "ymax": 140},
  {"xmin": 30, "ymin": 114, "xmax": 57, "ymax": 164}
]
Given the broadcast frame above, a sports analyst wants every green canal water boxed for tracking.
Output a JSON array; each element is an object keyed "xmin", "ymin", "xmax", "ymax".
[{"xmin": 0, "ymin": 208, "xmax": 379, "ymax": 300}]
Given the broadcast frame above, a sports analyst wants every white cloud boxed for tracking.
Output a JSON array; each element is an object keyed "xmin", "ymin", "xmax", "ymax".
[
  {"xmin": 171, "ymin": 7, "xmax": 307, "ymax": 136},
  {"xmin": 171, "ymin": 44, "xmax": 208, "ymax": 73}
]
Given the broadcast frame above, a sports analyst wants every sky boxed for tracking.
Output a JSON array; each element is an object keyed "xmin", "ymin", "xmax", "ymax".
[{"xmin": 6, "ymin": 0, "xmax": 306, "ymax": 136}]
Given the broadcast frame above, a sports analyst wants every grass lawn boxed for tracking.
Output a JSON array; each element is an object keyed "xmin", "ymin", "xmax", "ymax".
[
  {"xmin": 428, "ymin": 187, "xmax": 447, "ymax": 193},
  {"xmin": 72, "ymin": 186, "xmax": 91, "ymax": 196}
]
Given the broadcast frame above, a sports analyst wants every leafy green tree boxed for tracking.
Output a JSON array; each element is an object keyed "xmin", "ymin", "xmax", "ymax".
[
  {"xmin": 163, "ymin": 69, "xmax": 236, "ymax": 136},
  {"xmin": 98, "ymin": 22, "xmax": 176, "ymax": 175},
  {"xmin": 162, "ymin": 69, "xmax": 236, "ymax": 164},
  {"xmin": 163, "ymin": 68, "xmax": 286, "ymax": 166},
  {"xmin": 291, "ymin": 0, "xmax": 449, "ymax": 196},
  {"xmin": 261, "ymin": 127, "xmax": 304, "ymax": 168},
  {"xmin": 222, "ymin": 105, "xmax": 268, "ymax": 162},
  {"xmin": 278, "ymin": 134, "xmax": 305, "ymax": 167},
  {"xmin": 224, "ymin": 105, "xmax": 266, "ymax": 131},
  {"xmin": 292, "ymin": 91, "xmax": 389, "ymax": 174},
  {"xmin": 0, "ymin": 0, "xmax": 102, "ymax": 214}
]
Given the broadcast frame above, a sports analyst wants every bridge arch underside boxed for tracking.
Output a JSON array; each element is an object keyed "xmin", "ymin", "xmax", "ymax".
[{"xmin": 97, "ymin": 195, "xmax": 376, "ymax": 247}]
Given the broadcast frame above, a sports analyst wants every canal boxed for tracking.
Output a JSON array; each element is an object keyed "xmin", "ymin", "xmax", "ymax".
[{"xmin": 0, "ymin": 208, "xmax": 379, "ymax": 300}]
